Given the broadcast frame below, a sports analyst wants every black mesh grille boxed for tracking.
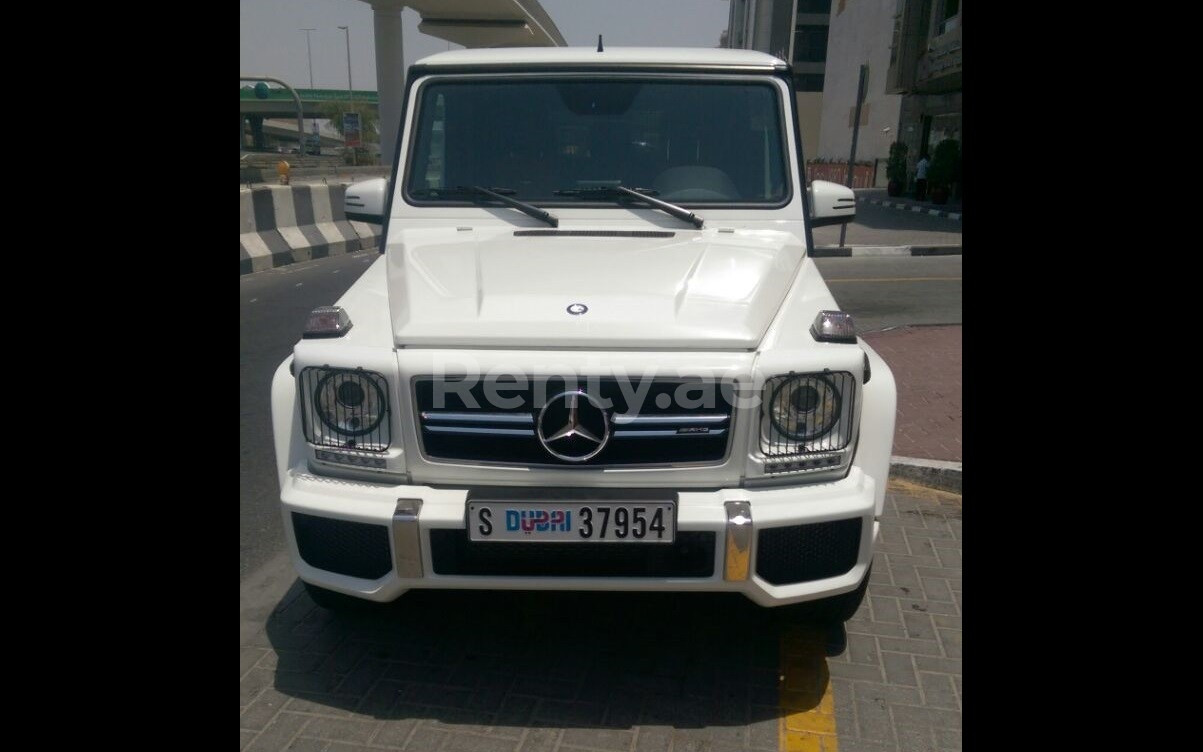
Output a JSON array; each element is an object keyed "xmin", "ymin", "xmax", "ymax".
[
  {"xmin": 292, "ymin": 513, "xmax": 392, "ymax": 580},
  {"xmin": 415, "ymin": 377, "xmax": 735, "ymax": 467},
  {"xmin": 755, "ymin": 518, "xmax": 862, "ymax": 586},
  {"xmin": 429, "ymin": 529, "xmax": 715, "ymax": 577}
]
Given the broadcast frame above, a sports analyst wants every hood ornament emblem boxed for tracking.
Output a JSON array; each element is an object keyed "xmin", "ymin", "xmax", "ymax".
[
  {"xmin": 537, "ymin": 390, "xmax": 610, "ymax": 462},
  {"xmin": 566, "ymin": 303, "xmax": 588, "ymax": 315}
]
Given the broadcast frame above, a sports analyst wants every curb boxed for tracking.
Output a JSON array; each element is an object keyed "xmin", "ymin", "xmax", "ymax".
[
  {"xmin": 858, "ymin": 196, "xmax": 961, "ymax": 220},
  {"xmin": 889, "ymin": 456, "xmax": 962, "ymax": 494},
  {"xmin": 811, "ymin": 244, "xmax": 961, "ymax": 257}
]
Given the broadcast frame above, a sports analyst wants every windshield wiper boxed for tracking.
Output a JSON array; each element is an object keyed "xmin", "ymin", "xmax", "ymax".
[
  {"xmin": 554, "ymin": 185, "xmax": 704, "ymax": 228},
  {"xmin": 413, "ymin": 185, "xmax": 558, "ymax": 227}
]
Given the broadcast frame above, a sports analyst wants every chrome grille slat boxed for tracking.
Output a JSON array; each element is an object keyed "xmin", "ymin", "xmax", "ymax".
[
  {"xmin": 613, "ymin": 429, "xmax": 727, "ymax": 438},
  {"xmin": 611, "ymin": 414, "xmax": 728, "ymax": 426},
  {"xmin": 424, "ymin": 425, "xmax": 536, "ymax": 437},
  {"xmin": 421, "ymin": 411, "xmax": 534, "ymax": 424}
]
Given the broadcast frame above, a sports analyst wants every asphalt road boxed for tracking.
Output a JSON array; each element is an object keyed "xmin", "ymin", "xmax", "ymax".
[
  {"xmin": 239, "ymin": 249, "xmax": 381, "ymax": 581},
  {"xmin": 814, "ymin": 255, "xmax": 962, "ymax": 332},
  {"xmin": 239, "ymin": 249, "xmax": 960, "ymax": 582}
]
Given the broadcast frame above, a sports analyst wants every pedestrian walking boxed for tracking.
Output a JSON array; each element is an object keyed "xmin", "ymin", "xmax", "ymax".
[{"xmin": 915, "ymin": 153, "xmax": 930, "ymax": 201}]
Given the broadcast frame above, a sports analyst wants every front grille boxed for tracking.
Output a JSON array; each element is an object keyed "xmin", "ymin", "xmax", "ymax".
[
  {"xmin": 415, "ymin": 377, "xmax": 735, "ymax": 467},
  {"xmin": 429, "ymin": 529, "xmax": 715, "ymax": 577},
  {"xmin": 292, "ymin": 513, "xmax": 393, "ymax": 580},
  {"xmin": 755, "ymin": 518, "xmax": 862, "ymax": 586}
]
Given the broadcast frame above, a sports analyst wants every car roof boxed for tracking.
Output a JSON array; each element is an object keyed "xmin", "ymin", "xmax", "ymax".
[{"xmin": 411, "ymin": 47, "xmax": 788, "ymax": 72}]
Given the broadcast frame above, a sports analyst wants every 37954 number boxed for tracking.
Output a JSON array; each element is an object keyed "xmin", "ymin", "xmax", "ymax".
[{"xmin": 578, "ymin": 505, "xmax": 667, "ymax": 540}]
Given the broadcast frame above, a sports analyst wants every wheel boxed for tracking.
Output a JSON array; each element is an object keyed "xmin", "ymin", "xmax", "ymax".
[
  {"xmin": 302, "ymin": 581, "xmax": 375, "ymax": 612},
  {"xmin": 811, "ymin": 565, "xmax": 872, "ymax": 624}
]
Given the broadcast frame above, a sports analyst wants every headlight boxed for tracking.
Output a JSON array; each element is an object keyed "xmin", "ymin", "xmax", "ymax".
[
  {"xmin": 769, "ymin": 374, "xmax": 841, "ymax": 441},
  {"xmin": 315, "ymin": 371, "xmax": 386, "ymax": 436},
  {"xmin": 759, "ymin": 371, "xmax": 857, "ymax": 475},
  {"xmin": 299, "ymin": 367, "xmax": 392, "ymax": 451}
]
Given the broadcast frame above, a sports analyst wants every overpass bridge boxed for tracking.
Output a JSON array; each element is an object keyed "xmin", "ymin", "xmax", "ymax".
[
  {"xmin": 239, "ymin": 87, "xmax": 379, "ymax": 119},
  {"xmin": 241, "ymin": 1, "xmax": 564, "ymax": 163}
]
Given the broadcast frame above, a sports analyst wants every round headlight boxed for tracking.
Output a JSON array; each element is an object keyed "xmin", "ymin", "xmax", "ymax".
[
  {"xmin": 769, "ymin": 375, "xmax": 841, "ymax": 441},
  {"xmin": 314, "ymin": 372, "xmax": 386, "ymax": 436}
]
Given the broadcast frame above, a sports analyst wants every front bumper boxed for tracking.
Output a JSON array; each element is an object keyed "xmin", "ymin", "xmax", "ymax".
[{"xmin": 280, "ymin": 465, "xmax": 878, "ymax": 607}]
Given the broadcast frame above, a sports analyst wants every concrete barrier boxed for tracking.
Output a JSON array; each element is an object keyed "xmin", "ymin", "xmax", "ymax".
[{"xmin": 239, "ymin": 183, "xmax": 383, "ymax": 275}]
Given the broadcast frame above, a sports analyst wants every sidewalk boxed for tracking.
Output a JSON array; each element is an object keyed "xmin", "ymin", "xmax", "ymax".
[
  {"xmin": 863, "ymin": 324, "xmax": 962, "ymax": 480},
  {"xmin": 855, "ymin": 188, "xmax": 962, "ymax": 219}
]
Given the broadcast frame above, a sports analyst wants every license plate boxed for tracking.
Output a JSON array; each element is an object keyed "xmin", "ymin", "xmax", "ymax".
[{"xmin": 467, "ymin": 502, "xmax": 676, "ymax": 543}]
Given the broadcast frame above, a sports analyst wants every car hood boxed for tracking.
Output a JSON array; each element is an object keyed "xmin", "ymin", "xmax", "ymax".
[{"xmin": 386, "ymin": 228, "xmax": 805, "ymax": 350}]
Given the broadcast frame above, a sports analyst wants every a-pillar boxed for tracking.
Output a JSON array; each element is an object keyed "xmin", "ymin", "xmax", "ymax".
[{"xmin": 370, "ymin": 0, "xmax": 405, "ymax": 168}]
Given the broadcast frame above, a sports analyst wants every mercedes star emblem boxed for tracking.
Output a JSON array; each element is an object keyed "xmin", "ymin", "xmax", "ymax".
[
  {"xmin": 567, "ymin": 303, "xmax": 588, "ymax": 315},
  {"xmin": 537, "ymin": 389, "xmax": 610, "ymax": 462}
]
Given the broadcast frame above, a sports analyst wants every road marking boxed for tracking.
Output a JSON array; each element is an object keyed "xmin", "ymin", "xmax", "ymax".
[
  {"xmin": 779, "ymin": 624, "xmax": 839, "ymax": 751},
  {"xmin": 332, "ymin": 269, "xmax": 341, "ymax": 274},
  {"xmin": 249, "ymin": 298, "xmax": 257, "ymax": 303},
  {"xmin": 295, "ymin": 283, "xmax": 303, "ymax": 287},
  {"xmin": 826, "ymin": 277, "xmax": 961, "ymax": 283}
]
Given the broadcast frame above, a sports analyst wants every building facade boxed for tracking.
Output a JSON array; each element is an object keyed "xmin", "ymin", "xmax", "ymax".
[
  {"xmin": 816, "ymin": 0, "xmax": 902, "ymax": 175},
  {"xmin": 886, "ymin": 0, "xmax": 962, "ymax": 175},
  {"xmin": 725, "ymin": 0, "xmax": 962, "ymax": 190},
  {"xmin": 725, "ymin": 0, "xmax": 832, "ymax": 162}
]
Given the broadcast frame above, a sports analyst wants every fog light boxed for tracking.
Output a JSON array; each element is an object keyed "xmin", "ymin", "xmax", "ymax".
[
  {"xmin": 304, "ymin": 306, "xmax": 353, "ymax": 338},
  {"xmin": 810, "ymin": 310, "xmax": 856, "ymax": 344},
  {"xmin": 314, "ymin": 449, "xmax": 387, "ymax": 469}
]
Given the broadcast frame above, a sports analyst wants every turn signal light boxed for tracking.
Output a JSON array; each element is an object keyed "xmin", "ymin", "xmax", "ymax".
[
  {"xmin": 304, "ymin": 306, "xmax": 353, "ymax": 338},
  {"xmin": 810, "ymin": 310, "xmax": 856, "ymax": 344}
]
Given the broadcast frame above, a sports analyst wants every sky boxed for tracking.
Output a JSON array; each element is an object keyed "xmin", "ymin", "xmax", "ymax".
[{"xmin": 240, "ymin": 0, "xmax": 732, "ymax": 91}]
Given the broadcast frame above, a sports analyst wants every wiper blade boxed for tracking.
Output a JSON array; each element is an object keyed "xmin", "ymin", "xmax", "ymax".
[
  {"xmin": 554, "ymin": 185, "xmax": 703, "ymax": 228},
  {"xmin": 463, "ymin": 185, "xmax": 558, "ymax": 227},
  {"xmin": 413, "ymin": 185, "xmax": 558, "ymax": 227}
]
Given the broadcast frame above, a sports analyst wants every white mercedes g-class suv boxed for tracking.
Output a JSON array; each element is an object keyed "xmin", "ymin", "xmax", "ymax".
[{"xmin": 271, "ymin": 47, "xmax": 896, "ymax": 622}]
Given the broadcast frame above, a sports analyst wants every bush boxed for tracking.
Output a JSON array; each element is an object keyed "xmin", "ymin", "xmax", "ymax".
[
  {"xmin": 886, "ymin": 142, "xmax": 908, "ymax": 184},
  {"xmin": 342, "ymin": 146, "xmax": 376, "ymax": 165},
  {"xmin": 928, "ymin": 139, "xmax": 961, "ymax": 193}
]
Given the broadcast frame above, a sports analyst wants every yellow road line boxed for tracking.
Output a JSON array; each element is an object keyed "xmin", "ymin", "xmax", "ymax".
[
  {"xmin": 779, "ymin": 624, "xmax": 839, "ymax": 751},
  {"xmin": 826, "ymin": 277, "xmax": 962, "ymax": 283}
]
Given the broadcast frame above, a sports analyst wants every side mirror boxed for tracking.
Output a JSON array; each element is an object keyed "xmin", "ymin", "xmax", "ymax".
[
  {"xmin": 808, "ymin": 180, "xmax": 856, "ymax": 227},
  {"xmin": 343, "ymin": 178, "xmax": 387, "ymax": 224}
]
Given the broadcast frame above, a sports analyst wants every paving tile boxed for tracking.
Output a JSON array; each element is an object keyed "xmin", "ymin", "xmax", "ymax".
[{"xmin": 240, "ymin": 489, "xmax": 961, "ymax": 752}]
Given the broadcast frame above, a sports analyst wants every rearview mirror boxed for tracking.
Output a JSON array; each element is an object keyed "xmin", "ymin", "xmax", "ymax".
[
  {"xmin": 343, "ymin": 178, "xmax": 387, "ymax": 224},
  {"xmin": 808, "ymin": 180, "xmax": 856, "ymax": 227}
]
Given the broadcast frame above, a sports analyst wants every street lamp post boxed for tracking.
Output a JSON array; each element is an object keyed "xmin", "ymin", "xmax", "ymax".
[
  {"xmin": 338, "ymin": 24, "xmax": 355, "ymax": 166},
  {"xmin": 301, "ymin": 28, "xmax": 316, "ymax": 157}
]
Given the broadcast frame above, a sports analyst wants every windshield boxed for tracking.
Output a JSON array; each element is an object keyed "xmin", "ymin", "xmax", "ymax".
[{"xmin": 405, "ymin": 78, "xmax": 790, "ymax": 206}]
